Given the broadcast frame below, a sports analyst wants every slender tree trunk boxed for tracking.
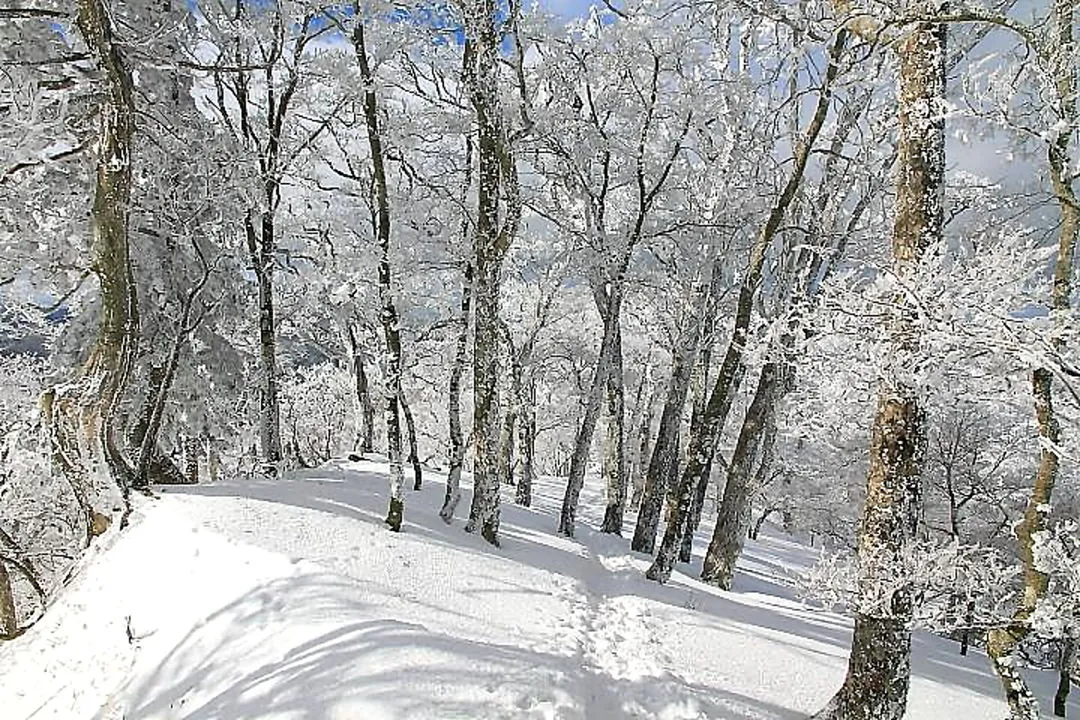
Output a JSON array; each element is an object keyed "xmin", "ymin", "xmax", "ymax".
[
  {"xmin": 45, "ymin": 0, "xmax": 140, "ymax": 540},
  {"xmin": 558, "ymin": 284, "xmax": 623, "ymax": 537},
  {"xmin": 700, "ymin": 362, "xmax": 785, "ymax": 588},
  {"xmin": 600, "ymin": 315, "xmax": 628, "ymax": 534},
  {"xmin": 347, "ymin": 324, "xmax": 375, "ymax": 453},
  {"xmin": 813, "ymin": 18, "xmax": 943, "ymax": 720},
  {"xmin": 630, "ymin": 386, "xmax": 657, "ymax": 509},
  {"xmin": 1056, "ymin": 639, "xmax": 1075, "ymax": 717},
  {"xmin": 248, "ymin": 211, "xmax": 283, "ymax": 474},
  {"xmin": 987, "ymin": 3, "xmax": 1078, "ymax": 717},
  {"xmin": 0, "ymin": 560, "xmax": 15, "ymax": 638},
  {"xmin": 647, "ymin": 29, "xmax": 848, "ymax": 586},
  {"xmin": 400, "ymin": 391, "xmax": 422, "ymax": 490},
  {"xmin": 514, "ymin": 375, "xmax": 536, "ymax": 506},
  {"xmin": 353, "ymin": 20, "xmax": 405, "ymax": 531},
  {"xmin": 632, "ymin": 287, "xmax": 707, "ymax": 553},
  {"xmin": 441, "ymin": 259, "xmax": 474, "ymax": 522}
]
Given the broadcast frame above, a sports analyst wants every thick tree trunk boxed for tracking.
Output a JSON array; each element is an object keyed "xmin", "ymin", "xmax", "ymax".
[
  {"xmin": 353, "ymin": 20, "xmax": 405, "ymax": 531},
  {"xmin": 700, "ymin": 362, "xmax": 785, "ymax": 588},
  {"xmin": 468, "ymin": 256, "xmax": 504, "ymax": 543},
  {"xmin": 45, "ymin": 0, "xmax": 140, "ymax": 540},
  {"xmin": 460, "ymin": 0, "xmax": 520, "ymax": 545},
  {"xmin": 183, "ymin": 434, "xmax": 199, "ymax": 484},
  {"xmin": 813, "ymin": 17, "xmax": 943, "ymax": 720},
  {"xmin": 647, "ymin": 29, "xmax": 848, "ymax": 586},
  {"xmin": 441, "ymin": 260, "xmax": 473, "ymax": 522},
  {"xmin": 986, "ymin": 2, "xmax": 1077, "ymax": 717}
]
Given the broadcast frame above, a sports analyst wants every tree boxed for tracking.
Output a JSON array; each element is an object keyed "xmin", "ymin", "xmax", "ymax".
[
  {"xmin": 42, "ymin": 0, "xmax": 140, "ymax": 538},
  {"xmin": 459, "ymin": 0, "xmax": 522, "ymax": 545},
  {"xmin": 812, "ymin": 4, "xmax": 946, "ymax": 718}
]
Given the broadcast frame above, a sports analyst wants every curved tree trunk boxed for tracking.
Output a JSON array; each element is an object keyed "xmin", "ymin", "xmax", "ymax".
[
  {"xmin": 985, "ymin": 4, "xmax": 1078, "ymax": 718},
  {"xmin": 46, "ymin": 0, "xmax": 140, "ymax": 540},
  {"xmin": 441, "ymin": 259, "xmax": 474, "ymax": 522}
]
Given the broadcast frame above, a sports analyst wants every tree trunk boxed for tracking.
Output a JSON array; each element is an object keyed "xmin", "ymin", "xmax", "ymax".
[
  {"xmin": 514, "ymin": 375, "xmax": 536, "ymax": 506},
  {"xmin": 400, "ymin": 391, "xmax": 422, "ymax": 490},
  {"xmin": 558, "ymin": 284, "xmax": 623, "ymax": 537},
  {"xmin": 700, "ymin": 362, "xmax": 785, "ymax": 588},
  {"xmin": 0, "ymin": 560, "xmax": 15, "ymax": 638},
  {"xmin": 353, "ymin": 20, "xmax": 405, "ymax": 531},
  {"xmin": 647, "ymin": 29, "xmax": 848, "ymax": 586},
  {"xmin": 441, "ymin": 259, "xmax": 473, "ymax": 522},
  {"xmin": 183, "ymin": 434, "xmax": 199, "ymax": 484},
  {"xmin": 1055, "ymin": 639, "xmax": 1075, "ymax": 717},
  {"xmin": 460, "ymin": 0, "xmax": 520, "ymax": 545},
  {"xmin": 813, "ymin": 18, "xmax": 943, "ymax": 720},
  {"xmin": 600, "ymin": 315, "xmax": 627, "ymax": 534},
  {"xmin": 468, "ymin": 256, "xmax": 504, "ymax": 543},
  {"xmin": 248, "ymin": 211, "xmax": 283, "ymax": 474},
  {"xmin": 45, "ymin": 0, "xmax": 140, "ymax": 541},
  {"xmin": 632, "ymin": 292, "xmax": 704, "ymax": 554},
  {"xmin": 986, "ymin": 2, "xmax": 1078, "ymax": 716},
  {"xmin": 347, "ymin": 324, "xmax": 375, "ymax": 453},
  {"xmin": 630, "ymin": 386, "xmax": 657, "ymax": 509}
]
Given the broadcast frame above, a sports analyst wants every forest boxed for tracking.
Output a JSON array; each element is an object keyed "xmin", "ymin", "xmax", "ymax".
[{"xmin": 0, "ymin": 0, "xmax": 1078, "ymax": 718}]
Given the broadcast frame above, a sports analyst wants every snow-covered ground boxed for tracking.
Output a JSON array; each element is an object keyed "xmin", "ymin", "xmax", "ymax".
[{"xmin": 1, "ymin": 460, "xmax": 1074, "ymax": 719}]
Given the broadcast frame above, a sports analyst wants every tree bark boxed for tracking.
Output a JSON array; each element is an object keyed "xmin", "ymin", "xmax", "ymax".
[
  {"xmin": 813, "ymin": 17, "xmax": 944, "ymax": 720},
  {"xmin": 558, "ymin": 282, "xmax": 623, "ymax": 537},
  {"xmin": 1055, "ymin": 639, "xmax": 1075, "ymax": 717},
  {"xmin": 461, "ymin": 0, "xmax": 520, "ymax": 544},
  {"xmin": 632, "ymin": 285, "xmax": 707, "ymax": 554}
]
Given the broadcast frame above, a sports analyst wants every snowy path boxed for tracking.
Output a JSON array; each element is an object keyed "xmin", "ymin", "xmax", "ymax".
[{"xmin": 1, "ymin": 459, "xmax": 1075, "ymax": 719}]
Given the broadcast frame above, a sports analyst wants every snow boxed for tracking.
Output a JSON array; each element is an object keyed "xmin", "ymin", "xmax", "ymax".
[{"xmin": 1, "ymin": 460, "xmax": 1075, "ymax": 720}]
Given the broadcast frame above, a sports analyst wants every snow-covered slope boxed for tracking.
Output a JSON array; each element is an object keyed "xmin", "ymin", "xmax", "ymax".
[{"xmin": 1, "ymin": 461, "xmax": 1074, "ymax": 719}]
